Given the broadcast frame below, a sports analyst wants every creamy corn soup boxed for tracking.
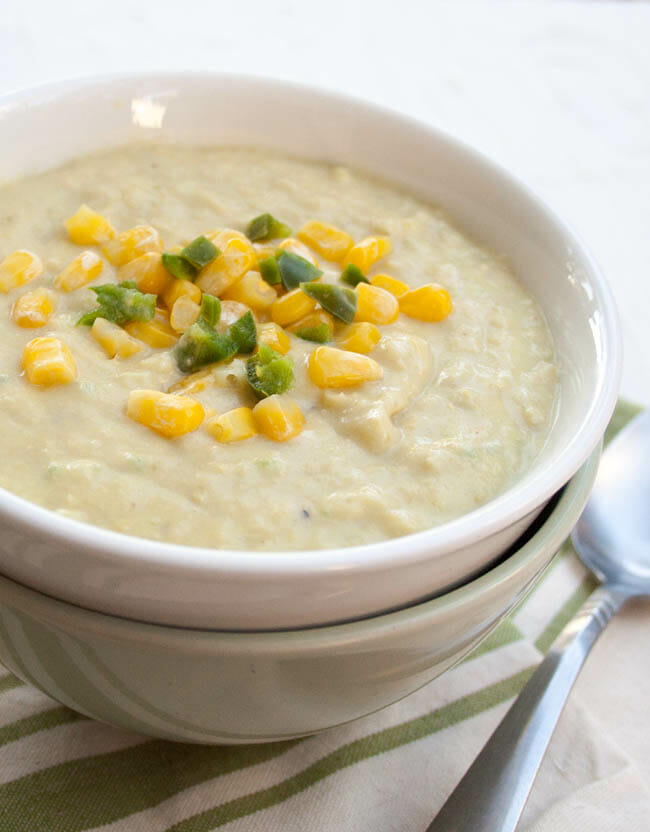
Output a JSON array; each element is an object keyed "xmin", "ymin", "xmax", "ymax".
[{"xmin": 0, "ymin": 145, "xmax": 558, "ymax": 550}]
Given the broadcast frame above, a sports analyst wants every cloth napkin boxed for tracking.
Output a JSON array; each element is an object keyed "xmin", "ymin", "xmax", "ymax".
[{"xmin": 0, "ymin": 401, "xmax": 647, "ymax": 832}]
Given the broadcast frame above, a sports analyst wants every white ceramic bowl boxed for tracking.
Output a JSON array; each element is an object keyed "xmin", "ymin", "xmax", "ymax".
[
  {"xmin": 0, "ymin": 74, "xmax": 621, "ymax": 630},
  {"xmin": 0, "ymin": 450, "xmax": 599, "ymax": 744}
]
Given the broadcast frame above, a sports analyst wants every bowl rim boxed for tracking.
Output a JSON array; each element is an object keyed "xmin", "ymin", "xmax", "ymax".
[
  {"xmin": 0, "ymin": 70, "xmax": 622, "ymax": 583},
  {"xmin": 0, "ymin": 446, "xmax": 600, "ymax": 647}
]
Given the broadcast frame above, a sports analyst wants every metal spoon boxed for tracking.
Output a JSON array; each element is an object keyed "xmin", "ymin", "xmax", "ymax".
[{"xmin": 427, "ymin": 410, "xmax": 650, "ymax": 832}]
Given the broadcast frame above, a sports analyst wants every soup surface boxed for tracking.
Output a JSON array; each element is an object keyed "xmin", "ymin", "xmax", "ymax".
[{"xmin": 0, "ymin": 145, "xmax": 558, "ymax": 550}]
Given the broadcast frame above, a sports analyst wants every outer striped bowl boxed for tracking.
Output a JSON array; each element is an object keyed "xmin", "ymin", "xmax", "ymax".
[{"xmin": 0, "ymin": 450, "xmax": 598, "ymax": 744}]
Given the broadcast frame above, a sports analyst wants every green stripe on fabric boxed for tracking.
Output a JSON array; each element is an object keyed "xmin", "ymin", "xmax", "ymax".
[
  {"xmin": 0, "ymin": 673, "xmax": 23, "ymax": 695},
  {"xmin": 464, "ymin": 618, "xmax": 523, "ymax": 662},
  {"xmin": 0, "ymin": 736, "xmax": 303, "ymax": 832},
  {"xmin": 166, "ymin": 666, "xmax": 536, "ymax": 832},
  {"xmin": 0, "ymin": 706, "xmax": 85, "ymax": 749},
  {"xmin": 0, "ymin": 667, "xmax": 535, "ymax": 832},
  {"xmin": 534, "ymin": 575, "xmax": 598, "ymax": 654},
  {"xmin": 0, "ymin": 588, "xmax": 539, "ymax": 830}
]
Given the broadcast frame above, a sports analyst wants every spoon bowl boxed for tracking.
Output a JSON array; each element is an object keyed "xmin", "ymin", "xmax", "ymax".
[{"xmin": 572, "ymin": 410, "xmax": 650, "ymax": 594}]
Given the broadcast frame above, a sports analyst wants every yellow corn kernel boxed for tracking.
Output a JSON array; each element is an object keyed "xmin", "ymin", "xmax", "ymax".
[
  {"xmin": 276, "ymin": 237, "xmax": 318, "ymax": 266},
  {"xmin": 288, "ymin": 309, "xmax": 335, "ymax": 338},
  {"xmin": 337, "ymin": 322, "xmax": 381, "ymax": 354},
  {"xmin": 12, "ymin": 288, "xmax": 56, "ymax": 328},
  {"xmin": 399, "ymin": 283, "xmax": 453, "ymax": 322},
  {"xmin": 64, "ymin": 204, "xmax": 115, "ymax": 245},
  {"xmin": 253, "ymin": 394, "xmax": 304, "ymax": 442},
  {"xmin": 0, "ymin": 250, "xmax": 44, "ymax": 293},
  {"xmin": 342, "ymin": 236, "xmax": 392, "ymax": 274},
  {"xmin": 127, "ymin": 389, "xmax": 204, "ymax": 438},
  {"xmin": 167, "ymin": 368, "xmax": 215, "ymax": 395},
  {"xmin": 162, "ymin": 278, "xmax": 202, "ymax": 309},
  {"xmin": 222, "ymin": 271, "xmax": 276, "ymax": 313},
  {"xmin": 170, "ymin": 295, "xmax": 201, "ymax": 333},
  {"xmin": 257, "ymin": 322, "xmax": 290, "ymax": 355},
  {"xmin": 119, "ymin": 252, "xmax": 172, "ymax": 296},
  {"xmin": 297, "ymin": 220, "xmax": 353, "ymax": 262},
  {"xmin": 308, "ymin": 345, "xmax": 383, "ymax": 388},
  {"xmin": 54, "ymin": 250, "xmax": 103, "ymax": 292},
  {"xmin": 217, "ymin": 300, "xmax": 254, "ymax": 331},
  {"xmin": 91, "ymin": 317, "xmax": 142, "ymax": 359},
  {"xmin": 22, "ymin": 337, "xmax": 76, "ymax": 386},
  {"xmin": 270, "ymin": 287, "xmax": 317, "ymax": 327},
  {"xmin": 253, "ymin": 243, "xmax": 277, "ymax": 265},
  {"xmin": 206, "ymin": 407, "xmax": 257, "ymax": 443},
  {"xmin": 354, "ymin": 283, "xmax": 399, "ymax": 325},
  {"xmin": 195, "ymin": 268, "xmax": 236, "ymax": 299},
  {"xmin": 125, "ymin": 312, "xmax": 178, "ymax": 348},
  {"xmin": 197, "ymin": 230, "xmax": 255, "ymax": 297},
  {"xmin": 102, "ymin": 225, "xmax": 164, "ymax": 267},
  {"xmin": 370, "ymin": 273, "xmax": 409, "ymax": 298}
]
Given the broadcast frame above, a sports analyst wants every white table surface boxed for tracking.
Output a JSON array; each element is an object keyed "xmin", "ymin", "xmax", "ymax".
[{"xmin": 2, "ymin": 0, "xmax": 649, "ymax": 798}]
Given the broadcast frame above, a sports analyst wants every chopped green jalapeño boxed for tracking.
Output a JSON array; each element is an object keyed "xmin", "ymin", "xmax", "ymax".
[
  {"xmin": 162, "ymin": 236, "xmax": 220, "ymax": 280},
  {"xmin": 199, "ymin": 293, "xmax": 221, "ymax": 328},
  {"xmin": 258, "ymin": 256, "xmax": 282, "ymax": 285},
  {"xmin": 230, "ymin": 311, "xmax": 257, "ymax": 354},
  {"xmin": 340, "ymin": 263, "xmax": 368, "ymax": 286},
  {"xmin": 161, "ymin": 253, "xmax": 196, "ymax": 281},
  {"xmin": 181, "ymin": 236, "xmax": 218, "ymax": 269},
  {"xmin": 77, "ymin": 281, "xmax": 156, "ymax": 326},
  {"xmin": 276, "ymin": 251, "xmax": 323, "ymax": 291},
  {"xmin": 301, "ymin": 282, "xmax": 357, "ymax": 324},
  {"xmin": 174, "ymin": 320, "xmax": 237, "ymax": 373},
  {"xmin": 294, "ymin": 322, "xmax": 332, "ymax": 343},
  {"xmin": 246, "ymin": 344, "xmax": 294, "ymax": 398},
  {"xmin": 246, "ymin": 213, "xmax": 292, "ymax": 242},
  {"xmin": 175, "ymin": 309, "xmax": 258, "ymax": 373}
]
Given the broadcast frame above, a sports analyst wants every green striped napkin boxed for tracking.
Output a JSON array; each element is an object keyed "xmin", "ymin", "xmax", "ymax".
[{"xmin": 0, "ymin": 401, "xmax": 646, "ymax": 832}]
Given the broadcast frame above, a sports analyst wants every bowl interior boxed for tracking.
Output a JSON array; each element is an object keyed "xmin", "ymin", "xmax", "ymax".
[
  {"xmin": 0, "ymin": 73, "xmax": 621, "ymax": 628},
  {"xmin": 0, "ymin": 73, "xmax": 619, "ymax": 522}
]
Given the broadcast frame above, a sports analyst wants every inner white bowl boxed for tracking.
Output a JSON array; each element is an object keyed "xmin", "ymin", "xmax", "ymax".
[{"xmin": 0, "ymin": 73, "xmax": 621, "ymax": 630}]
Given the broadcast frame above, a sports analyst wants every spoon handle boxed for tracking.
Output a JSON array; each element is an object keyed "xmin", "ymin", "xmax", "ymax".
[{"xmin": 426, "ymin": 584, "xmax": 627, "ymax": 832}]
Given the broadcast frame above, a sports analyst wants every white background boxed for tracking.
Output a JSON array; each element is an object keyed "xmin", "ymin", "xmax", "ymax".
[{"xmin": 1, "ymin": 0, "xmax": 649, "ymax": 791}]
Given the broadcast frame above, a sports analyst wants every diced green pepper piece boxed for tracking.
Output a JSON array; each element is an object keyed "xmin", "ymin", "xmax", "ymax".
[
  {"xmin": 229, "ymin": 310, "xmax": 257, "ymax": 354},
  {"xmin": 246, "ymin": 344, "xmax": 294, "ymax": 398},
  {"xmin": 162, "ymin": 252, "xmax": 197, "ymax": 281},
  {"xmin": 181, "ymin": 236, "xmax": 219, "ymax": 270},
  {"xmin": 199, "ymin": 293, "xmax": 221, "ymax": 327},
  {"xmin": 246, "ymin": 213, "xmax": 292, "ymax": 242},
  {"xmin": 174, "ymin": 320, "xmax": 237, "ymax": 373},
  {"xmin": 340, "ymin": 263, "xmax": 368, "ymax": 286},
  {"xmin": 276, "ymin": 251, "xmax": 323, "ymax": 291},
  {"xmin": 77, "ymin": 281, "xmax": 156, "ymax": 326},
  {"xmin": 301, "ymin": 283, "xmax": 357, "ymax": 324},
  {"xmin": 294, "ymin": 323, "xmax": 332, "ymax": 343},
  {"xmin": 259, "ymin": 256, "xmax": 282, "ymax": 285},
  {"xmin": 162, "ymin": 237, "xmax": 220, "ymax": 281}
]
